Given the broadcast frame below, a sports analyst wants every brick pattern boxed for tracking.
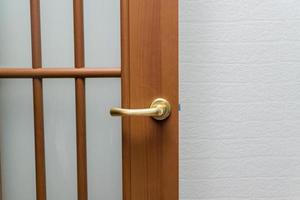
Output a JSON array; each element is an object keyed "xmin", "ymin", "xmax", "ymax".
[{"xmin": 180, "ymin": 0, "xmax": 300, "ymax": 199}]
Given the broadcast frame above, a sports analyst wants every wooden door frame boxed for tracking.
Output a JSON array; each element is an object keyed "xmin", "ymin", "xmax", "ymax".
[
  {"xmin": 121, "ymin": 0, "xmax": 178, "ymax": 199},
  {"xmin": 0, "ymin": 0, "xmax": 178, "ymax": 199}
]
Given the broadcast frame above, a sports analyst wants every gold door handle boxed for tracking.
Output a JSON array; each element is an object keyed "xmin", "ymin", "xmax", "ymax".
[{"xmin": 110, "ymin": 98, "xmax": 171, "ymax": 120}]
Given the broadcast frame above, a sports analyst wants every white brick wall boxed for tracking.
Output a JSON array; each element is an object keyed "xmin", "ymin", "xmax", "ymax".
[{"xmin": 180, "ymin": 0, "xmax": 300, "ymax": 199}]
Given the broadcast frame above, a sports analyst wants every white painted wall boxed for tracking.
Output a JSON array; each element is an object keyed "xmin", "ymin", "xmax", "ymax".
[{"xmin": 180, "ymin": 0, "xmax": 300, "ymax": 199}]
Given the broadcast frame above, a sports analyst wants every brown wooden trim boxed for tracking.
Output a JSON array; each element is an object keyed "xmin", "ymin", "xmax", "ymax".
[
  {"xmin": 160, "ymin": 1, "xmax": 179, "ymax": 198},
  {"xmin": 75, "ymin": 78, "xmax": 88, "ymax": 200},
  {"xmin": 32, "ymin": 79, "xmax": 47, "ymax": 200},
  {"xmin": 30, "ymin": 0, "xmax": 47, "ymax": 200},
  {"xmin": 120, "ymin": 0, "xmax": 131, "ymax": 199},
  {"xmin": 73, "ymin": 0, "xmax": 88, "ymax": 199},
  {"xmin": 0, "ymin": 68, "xmax": 121, "ymax": 78},
  {"xmin": 30, "ymin": 0, "xmax": 42, "ymax": 68},
  {"xmin": 73, "ymin": 0, "xmax": 85, "ymax": 69},
  {"xmin": 121, "ymin": 0, "xmax": 178, "ymax": 199}
]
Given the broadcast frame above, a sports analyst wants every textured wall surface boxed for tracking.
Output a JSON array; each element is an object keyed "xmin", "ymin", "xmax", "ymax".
[{"xmin": 180, "ymin": 0, "xmax": 300, "ymax": 199}]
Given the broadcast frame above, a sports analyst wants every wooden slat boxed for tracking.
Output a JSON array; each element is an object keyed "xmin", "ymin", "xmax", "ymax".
[
  {"xmin": 121, "ymin": 0, "xmax": 178, "ymax": 199},
  {"xmin": 0, "ymin": 68, "xmax": 121, "ymax": 78},
  {"xmin": 160, "ymin": 1, "xmax": 179, "ymax": 199},
  {"xmin": 73, "ymin": 0, "xmax": 88, "ymax": 199},
  {"xmin": 120, "ymin": 0, "xmax": 131, "ymax": 199},
  {"xmin": 32, "ymin": 79, "xmax": 47, "ymax": 200},
  {"xmin": 30, "ymin": 0, "xmax": 47, "ymax": 200}
]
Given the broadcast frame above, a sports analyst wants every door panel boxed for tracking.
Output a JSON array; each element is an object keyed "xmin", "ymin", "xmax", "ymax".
[
  {"xmin": 0, "ymin": 0, "xmax": 31, "ymax": 67},
  {"xmin": 0, "ymin": 80, "xmax": 36, "ymax": 200},
  {"xmin": 84, "ymin": 0, "xmax": 120, "ymax": 67},
  {"xmin": 86, "ymin": 79, "xmax": 121, "ymax": 200},
  {"xmin": 40, "ymin": 0, "xmax": 74, "ymax": 67},
  {"xmin": 43, "ymin": 79, "xmax": 77, "ymax": 200},
  {"xmin": 0, "ymin": 80, "xmax": 122, "ymax": 200},
  {"xmin": 0, "ymin": 0, "xmax": 122, "ymax": 199}
]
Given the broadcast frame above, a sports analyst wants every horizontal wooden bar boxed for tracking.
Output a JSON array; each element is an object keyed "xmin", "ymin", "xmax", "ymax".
[{"xmin": 0, "ymin": 68, "xmax": 121, "ymax": 78}]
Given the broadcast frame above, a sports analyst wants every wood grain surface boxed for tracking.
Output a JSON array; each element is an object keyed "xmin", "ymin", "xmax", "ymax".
[
  {"xmin": 73, "ymin": 0, "xmax": 88, "ymax": 199},
  {"xmin": 30, "ymin": 0, "xmax": 47, "ymax": 199},
  {"xmin": 121, "ymin": 0, "xmax": 178, "ymax": 199}
]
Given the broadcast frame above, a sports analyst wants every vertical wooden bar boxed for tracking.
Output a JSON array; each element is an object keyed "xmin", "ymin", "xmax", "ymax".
[
  {"xmin": 30, "ymin": 0, "xmax": 47, "ymax": 200},
  {"xmin": 120, "ymin": 0, "xmax": 131, "ymax": 199},
  {"xmin": 73, "ymin": 0, "xmax": 88, "ymax": 199}
]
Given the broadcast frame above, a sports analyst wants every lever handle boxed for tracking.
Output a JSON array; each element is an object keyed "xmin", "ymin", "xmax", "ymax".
[{"xmin": 110, "ymin": 98, "xmax": 171, "ymax": 120}]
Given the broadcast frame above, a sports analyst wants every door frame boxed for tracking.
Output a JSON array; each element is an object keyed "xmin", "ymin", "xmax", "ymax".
[{"xmin": 121, "ymin": 0, "xmax": 178, "ymax": 199}]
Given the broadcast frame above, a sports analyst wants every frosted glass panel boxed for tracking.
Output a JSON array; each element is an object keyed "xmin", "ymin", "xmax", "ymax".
[
  {"xmin": 0, "ymin": 80, "xmax": 36, "ymax": 200},
  {"xmin": 84, "ymin": 0, "xmax": 121, "ymax": 67},
  {"xmin": 43, "ymin": 79, "xmax": 77, "ymax": 200},
  {"xmin": 86, "ymin": 79, "xmax": 122, "ymax": 200},
  {"xmin": 1, "ymin": 0, "xmax": 122, "ymax": 198},
  {"xmin": 40, "ymin": 0, "xmax": 74, "ymax": 67},
  {"xmin": 0, "ymin": 0, "xmax": 31, "ymax": 66}
]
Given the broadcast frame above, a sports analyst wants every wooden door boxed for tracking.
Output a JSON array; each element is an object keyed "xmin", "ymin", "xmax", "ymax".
[{"xmin": 0, "ymin": 0, "xmax": 178, "ymax": 200}]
